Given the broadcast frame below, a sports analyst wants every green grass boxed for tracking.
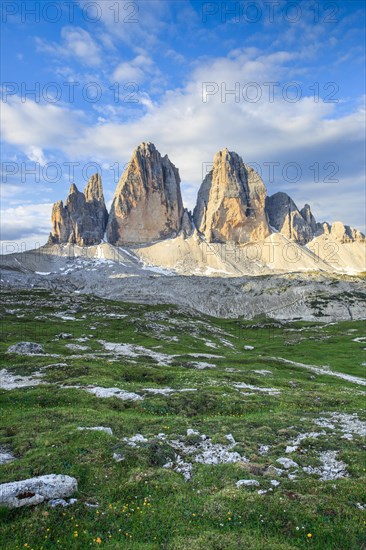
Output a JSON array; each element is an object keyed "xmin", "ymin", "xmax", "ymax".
[{"xmin": 0, "ymin": 288, "xmax": 365, "ymax": 549}]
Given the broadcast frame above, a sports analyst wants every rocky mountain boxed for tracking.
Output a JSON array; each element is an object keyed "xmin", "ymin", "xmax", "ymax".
[
  {"xmin": 193, "ymin": 148, "xmax": 270, "ymax": 243},
  {"xmin": 107, "ymin": 142, "xmax": 184, "ymax": 245},
  {"xmin": 48, "ymin": 174, "xmax": 108, "ymax": 246},
  {"xmin": 316, "ymin": 221, "xmax": 365, "ymax": 243},
  {"xmin": 47, "ymin": 142, "xmax": 364, "ymax": 256},
  {"xmin": 265, "ymin": 192, "xmax": 365, "ymax": 246},
  {"xmin": 265, "ymin": 192, "xmax": 315, "ymax": 245}
]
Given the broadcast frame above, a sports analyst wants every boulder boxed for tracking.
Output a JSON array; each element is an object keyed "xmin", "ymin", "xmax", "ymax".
[
  {"xmin": 0, "ymin": 474, "xmax": 77, "ymax": 508},
  {"xmin": 7, "ymin": 342, "xmax": 44, "ymax": 354}
]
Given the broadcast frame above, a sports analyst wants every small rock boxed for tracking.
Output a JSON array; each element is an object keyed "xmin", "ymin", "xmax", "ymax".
[
  {"xmin": 7, "ymin": 342, "xmax": 44, "ymax": 355},
  {"xmin": 65, "ymin": 344, "xmax": 89, "ymax": 351},
  {"xmin": 48, "ymin": 498, "xmax": 77, "ymax": 508},
  {"xmin": 226, "ymin": 434, "xmax": 236, "ymax": 445},
  {"xmin": 85, "ymin": 502, "xmax": 99, "ymax": 508},
  {"xmin": 113, "ymin": 453, "xmax": 124, "ymax": 462},
  {"xmin": 258, "ymin": 445, "xmax": 270, "ymax": 455},
  {"xmin": 276, "ymin": 458, "xmax": 299, "ymax": 469},
  {"xmin": 270, "ymin": 480, "xmax": 280, "ymax": 486},
  {"xmin": 244, "ymin": 346, "xmax": 254, "ymax": 351},
  {"xmin": 264, "ymin": 465, "xmax": 284, "ymax": 477},
  {"xmin": 236, "ymin": 479, "xmax": 259, "ymax": 487},
  {"xmin": 0, "ymin": 448, "xmax": 15, "ymax": 465}
]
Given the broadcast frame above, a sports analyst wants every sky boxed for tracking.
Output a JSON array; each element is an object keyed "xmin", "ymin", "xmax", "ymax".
[{"xmin": 1, "ymin": 0, "xmax": 365, "ymax": 250}]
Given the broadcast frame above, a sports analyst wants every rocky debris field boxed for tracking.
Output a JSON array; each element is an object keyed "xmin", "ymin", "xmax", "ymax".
[
  {"xmin": 1, "ymin": 246, "xmax": 366, "ymax": 321},
  {"xmin": 0, "ymin": 288, "xmax": 365, "ymax": 549}
]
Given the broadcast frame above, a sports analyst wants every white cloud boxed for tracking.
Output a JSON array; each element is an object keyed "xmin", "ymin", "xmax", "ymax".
[
  {"xmin": 36, "ymin": 27, "xmax": 102, "ymax": 67},
  {"xmin": 26, "ymin": 146, "xmax": 47, "ymax": 165},
  {"xmin": 0, "ymin": 203, "xmax": 53, "ymax": 247},
  {"xmin": 77, "ymin": 0, "xmax": 170, "ymax": 48},
  {"xmin": 2, "ymin": 47, "xmax": 365, "ymax": 229},
  {"xmin": 2, "ymin": 98, "xmax": 85, "ymax": 149},
  {"xmin": 113, "ymin": 62, "xmax": 145, "ymax": 83},
  {"xmin": 112, "ymin": 53, "xmax": 164, "ymax": 89}
]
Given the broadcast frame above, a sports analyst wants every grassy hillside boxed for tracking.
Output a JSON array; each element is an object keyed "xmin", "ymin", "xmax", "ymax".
[{"xmin": 0, "ymin": 289, "xmax": 365, "ymax": 549}]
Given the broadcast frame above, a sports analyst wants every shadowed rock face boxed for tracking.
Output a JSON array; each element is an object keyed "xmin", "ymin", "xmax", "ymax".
[
  {"xmin": 300, "ymin": 204, "xmax": 317, "ymax": 234},
  {"xmin": 48, "ymin": 175, "xmax": 108, "ymax": 246},
  {"xmin": 265, "ymin": 192, "xmax": 314, "ymax": 245},
  {"xmin": 107, "ymin": 142, "xmax": 184, "ymax": 245},
  {"xmin": 193, "ymin": 148, "xmax": 270, "ymax": 243}
]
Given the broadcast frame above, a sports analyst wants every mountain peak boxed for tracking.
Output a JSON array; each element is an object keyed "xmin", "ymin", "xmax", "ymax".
[
  {"xmin": 107, "ymin": 143, "xmax": 184, "ymax": 245},
  {"xmin": 49, "ymin": 174, "xmax": 108, "ymax": 246},
  {"xmin": 193, "ymin": 149, "xmax": 270, "ymax": 243},
  {"xmin": 84, "ymin": 173, "xmax": 104, "ymax": 203}
]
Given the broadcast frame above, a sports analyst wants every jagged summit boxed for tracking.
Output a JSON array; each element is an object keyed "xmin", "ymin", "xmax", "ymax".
[
  {"xmin": 265, "ymin": 191, "xmax": 364, "ymax": 246},
  {"xmin": 265, "ymin": 192, "xmax": 314, "ymax": 245},
  {"xmin": 107, "ymin": 142, "xmax": 184, "ymax": 245},
  {"xmin": 48, "ymin": 175, "xmax": 108, "ymax": 246},
  {"xmin": 193, "ymin": 148, "xmax": 270, "ymax": 243},
  {"xmin": 300, "ymin": 203, "xmax": 317, "ymax": 234}
]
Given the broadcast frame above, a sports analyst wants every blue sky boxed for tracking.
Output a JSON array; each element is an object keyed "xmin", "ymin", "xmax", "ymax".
[{"xmin": 1, "ymin": 0, "xmax": 365, "ymax": 248}]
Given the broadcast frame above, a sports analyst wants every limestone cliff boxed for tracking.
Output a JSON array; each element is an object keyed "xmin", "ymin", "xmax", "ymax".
[
  {"xmin": 107, "ymin": 142, "xmax": 184, "ymax": 245},
  {"xmin": 193, "ymin": 148, "xmax": 270, "ymax": 243},
  {"xmin": 48, "ymin": 174, "xmax": 108, "ymax": 246}
]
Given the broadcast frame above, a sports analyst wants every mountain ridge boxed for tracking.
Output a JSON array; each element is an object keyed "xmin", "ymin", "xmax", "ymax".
[{"xmin": 48, "ymin": 142, "xmax": 365, "ymax": 252}]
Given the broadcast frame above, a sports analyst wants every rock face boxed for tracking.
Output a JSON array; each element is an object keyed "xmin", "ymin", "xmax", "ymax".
[
  {"xmin": 265, "ymin": 192, "xmax": 314, "ymax": 245},
  {"xmin": 181, "ymin": 209, "xmax": 194, "ymax": 238},
  {"xmin": 300, "ymin": 204, "xmax": 317, "ymax": 233},
  {"xmin": 193, "ymin": 148, "xmax": 270, "ymax": 243},
  {"xmin": 107, "ymin": 143, "xmax": 184, "ymax": 245},
  {"xmin": 0, "ymin": 474, "xmax": 77, "ymax": 508},
  {"xmin": 48, "ymin": 174, "xmax": 108, "ymax": 246}
]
